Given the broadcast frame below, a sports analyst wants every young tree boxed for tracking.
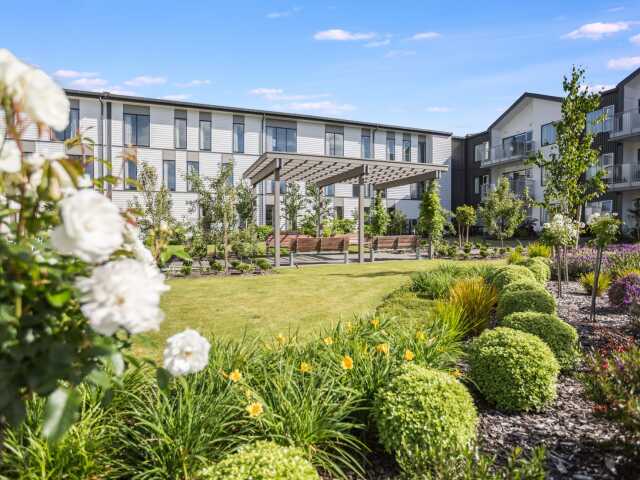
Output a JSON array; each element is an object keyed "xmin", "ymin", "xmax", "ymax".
[
  {"xmin": 528, "ymin": 66, "xmax": 606, "ymax": 241},
  {"xmin": 236, "ymin": 181, "xmax": 256, "ymax": 229},
  {"xmin": 478, "ymin": 177, "xmax": 526, "ymax": 248},
  {"xmin": 540, "ymin": 214, "xmax": 579, "ymax": 297},
  {"xmin": 129, "ymin": 162, "xmax": 173, "ymax": 263},
  {"xmin": 369, "ymin": 190, "xmax": 390, "ymax": 236},
  {"xmin": 388, "ymin": 208, "xmax": 408, "ymax": 235},
  {"xmin": 282, "ymin": 181, "xmax": 305, "ymax": 231},
  {"xmin": 417, "ymin": 180, "xmax": 446, "ymax": 259},
  {"xmin": 454, "ymin": 204, "xmax": 476, "ymax": 247},
  {"xmin": 305, "ymin": 183, "xmax": 332, "ymax": 237},
  {"xmin": 587, "ymin": 213, "xmax": 620, "ymax": 321}
]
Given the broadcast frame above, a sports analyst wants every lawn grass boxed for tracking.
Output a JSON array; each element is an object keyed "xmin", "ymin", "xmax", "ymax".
[{"xmin": 135, "ymin": 258, "xmax": 500, "ymax": 358}]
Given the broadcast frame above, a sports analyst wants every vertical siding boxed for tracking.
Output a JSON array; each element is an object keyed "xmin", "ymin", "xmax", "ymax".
[
  {"xmin": 150, "ymin": 106, "xmax": 173, "ymax": 149},
  {"xmin": 175, "ymin": 150, "xmax": 187, "ymax": 192},
  {"xmin": 343, "ymin": 126, "xmax": 360, "ymax": 157},
  {"xmin": 432, "ymin": 134, "xmax": 452, "ymax": 211},
  {"xmin": 187, "ymin": 110, "xmax": 199, "ymax": 151},
  {"xmin": 79, "ymin": 99, "xmax": 99, "ymax": 143},
  {"xmin": 297, "ymin": 121, "xmax": 324, "ymax": 154},
  {"xmin": 213, "ymin": 112, "xmax": 233, "ymax": 152},
  {"xmin": 111, "ymin": 102, "xmax": 123, "ymax": 146},
  {"xmin": 245, "ymin": 115, "xmax": 261, "ymax": 155},
  {"xmin": 374, "ymin": 130, "xmax": 386, "ymax": 159},
  {"xmin": 411, "ymin": 134, "xmax": 418, "ymax": 162},
  {"xmin": 200, "ymin": 152, "xmax": 220, "ymax": 179}
]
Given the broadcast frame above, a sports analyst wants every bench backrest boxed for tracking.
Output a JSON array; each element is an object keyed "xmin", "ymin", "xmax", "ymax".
[
  {"xmin": 266, "ymin": 233, "xmax": 303, "ymax": 248},
  {"xmin": 396, "ymin": 235, "xmax": 418, "ymax": 248},
  {"xmin": 373, "ymin": 235, "xmax": 418, "ymax": 250},
  {"xmin": 294, "ymin": 237, "xmax": 321, "ymax": 253},
  {"xmin": 320, "ymin": 237, "xmax": 347, "ymax": 252}
]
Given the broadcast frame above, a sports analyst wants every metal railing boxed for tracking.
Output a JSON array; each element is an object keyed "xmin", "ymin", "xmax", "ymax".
[
  {"xmin": 587, "ymin": 163, "xmax": 640, "ymax": 189},
  {"xmin": 611, "ymin": 109, "xmax": 640, "ymax": 138},
  {"xmin": 480, "ymin": 178, "xmax": 535, "ymax": 200},
  {"xmin": 482, "ymin": 140, "xmax": 538, "ymax": 167}
]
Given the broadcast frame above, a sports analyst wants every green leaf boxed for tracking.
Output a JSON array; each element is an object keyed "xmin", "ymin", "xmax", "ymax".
[
  {"xmin": 156, "ymin": 367, "xmax": 172, "ymax": 391},
  {"xmin": 45, "ymin": 290, "xmax": 72, "ymax": 308},
  {"xmin": 86, "ymin": 369, "xmax": 111, "ymax": 389},
  {"xmin": 42, "ymin": 387, "xmax": 81, "ymax": 443}
]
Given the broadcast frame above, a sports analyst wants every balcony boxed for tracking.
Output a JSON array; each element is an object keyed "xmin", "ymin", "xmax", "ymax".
[
  {"xmin": 480, "ymin": 178, "xmax": 535, "ymax": 200},
  {"xmin": 611, "ymin": 110, "xmax": 640, "ymax": 140},
  {"xmin": 588, "ymin": 163, "xmax": 640, "ymax": 191},
  {"xmin": 482, "ymin": 141, "xmax": 538, "ymax": 167}
]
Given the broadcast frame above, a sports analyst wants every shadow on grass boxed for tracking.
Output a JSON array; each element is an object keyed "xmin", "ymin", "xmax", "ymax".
[{"xmin": 325, "ymin": 270, "xmax": 420, "ymax": 279}]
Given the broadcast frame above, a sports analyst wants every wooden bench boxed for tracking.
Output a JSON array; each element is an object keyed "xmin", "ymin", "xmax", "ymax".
[
  {"xmin": 265, "ymin": 233, "xmax": 308, "ymax": 253},
  {"xmin": 370, "ymin": 235, "xmax": 420, "ymax": 262},
  {"xmin": 290, "ymin": 236, "xmax": 350, "ymax": 265}
]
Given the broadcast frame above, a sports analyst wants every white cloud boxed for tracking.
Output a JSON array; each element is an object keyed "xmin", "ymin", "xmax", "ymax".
[
  {"xmin": 607, "ymin": 6, "xmax": 624, "ymax": 12},
  {"xmin": 175, "ymin": 79, "xmax": 211, "ymax": 88},
  {"xmin": 123, "ymin": 75, "xmax": 167, "ymax": 86},
  {"xmin": 607, "ymin": 56, "xmax": 640, "ymax": 69},
  {"xmin": 411, "ymin": 32, "xmax": 441, "ymax": 41},
  {"xmin": 564, "ymin": 21, "xmax": 631, "ymax": 40},
  {"xmin": 313, "ymin": 29, "xmax": 376, "ymax": 41},
  {"xmin": 106, "ymin": 86, "xmax": 137, "ymax": 96},
  {"xmin": 54, "ymin": 69, "xmax": 99, "ymax": 78},
  {"xmin": 266, "ymin": 7, "xmax": 301, "ymax": 19},
  {"xmin": 162, "ymin": 94, "xmax": 192, "ymax": 101},
  {"xmin": 426, "ymin": 106, "xmax": 452, "ymax": 113},
  {"xmin": 70, "ymin": 77, "xmax": 108, "ymax": 88},
  {"xmin": 384, "ymin": 50, "xmax": 416, "ymax": 58},
  {"xmin": 365, "ymin": 38, "xmax": 391, "ymax": 48},
  {"xmin": 589, "ymin": 84, "xmax": 616, "ymax": 91},
  {"xmin": 631, "ymin": 33, "xmax": 640, "ymax": 44},
  {"xmin": 283, "ymin": 100, "xmax": 356, "ymax": 115},
  {"xmin": 249, "ymin": 88, "xmax": 329, "ymax": 101}
]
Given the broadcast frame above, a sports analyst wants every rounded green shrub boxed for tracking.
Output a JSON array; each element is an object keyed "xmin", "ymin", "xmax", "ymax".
[
  {"xmin": 200, "ymin": 441, "xmax": 319, "ymax": 480},
  {"xmin": 374, "ymin": 364, "xmax": 477, "ymax": 475},
  {"xmin": 467, "ymin": 327, "xmax": 559, "ymax": 412},
  {"xmin": 519, "ymin": 257, "xmax": 551, "ymax": 283},
  {"xmin": 500, "ymin": 312, "xmax": 580, "ymax": 371},
  {"xmin": 496, "ymin": 288, "xmax": 556, "ymax": 319},
  {"xmin": 490, "ymin": 265, "xmax": 538, "ymax": 292},
  {"xmin": 502, "ymin": 279, "xmax": 546, "ymax": 296}
]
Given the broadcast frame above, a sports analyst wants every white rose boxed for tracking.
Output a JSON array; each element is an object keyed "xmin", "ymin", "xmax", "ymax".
[
  {"xmin": 51, "ymin": 189, "xmax": 125, "ymax": 263},
  {"xmin": 123, "ymin": 224, "xmax": 155, "ymax": 265},
  {"xmin": 0, "ymin": 142, "xmax": 21, "ymax": 174},
  {"xmin": 24, "ymin": 152, "xmax": 46, "ymax": 171},
  {"xmin": 77, "ymin": 174, "xmax": 93, "ymax": 189},
  {"xmin": 76, "ymin": 258, "xmax": 169, "ymax": 336},
  {"xmin": 18, "ymin": 68, "xmax": 69, "ymax": 131},
  {"xmin": 0, "ymin": 49, "xmax": 30, "ymax": 99},
  {"xmin": 163, "ymin": 329, "xmax": 211, "ymax": 376}
]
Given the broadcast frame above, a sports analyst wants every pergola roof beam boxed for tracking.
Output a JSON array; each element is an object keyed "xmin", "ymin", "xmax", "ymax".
[
  {"xmin": 249, "ymin": 158, "xmax": 282, "ymax": 186},
  {"xmin": 374, "ymin": 170, "xmax": 441, "ymax": 190},
  {"xmin": 316, "ymin": 165, "xmax": 368, "ymax": 188}
]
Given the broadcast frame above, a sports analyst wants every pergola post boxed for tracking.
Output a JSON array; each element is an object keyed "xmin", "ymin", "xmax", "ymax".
[
  {"xmin": 273, "ymin": 161, "xmax": 281, "ymax": 268},
  {"xmin": 358, "ymin": 176, "xmax": 365, "ymax": 263}
]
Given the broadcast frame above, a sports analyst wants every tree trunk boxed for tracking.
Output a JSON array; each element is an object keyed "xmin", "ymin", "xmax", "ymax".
[
  {"xmin": 590, "ymin": 247, "xmax": 602, "ymax": 322},
  {"xmin": 575, "ymin": 206, "xmax": 582, "ymax": 248},
  {"xmin": 223, "ymin": 219, "xmax": 229, "ymax": 274},
  {"xmin": 428, "ymin": 236, "xmax": 433, "ymax": 260},
  {"xmin": 562, "ymin": 245, "xmax": 569, "ymax": 284},
  {"xmin": 555, "ymin": 246, "xmax": 563, "ymax": 298},
  {"xmin": 466, "ymin": 224, "xmax": 470, "ymax": 244},
  {"xmin": 458, "ymin": 222, "xmax": 463, "ymax": 248}
]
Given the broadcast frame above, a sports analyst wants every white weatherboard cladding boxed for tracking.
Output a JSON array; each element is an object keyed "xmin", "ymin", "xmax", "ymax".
[
  {"xmin": 79, "ymin": 99, "xmax": 99, "ymax": 143},
  {"xmin": 374, "ymin": 130, "xmax": 386, "ymax": 160},
  {"xmin": 111, "ymin": 102, "xmax": 123, "ymax": 146},
  {"xmin": 150, "ymin": 106, "xmax": 173, "ymax": 149},
  {"xmin": 432, "ymin": 134, "xmax": 452, "ymax": 211},
  {"xmin": 175, "ymin": 150, "xmax": 187, "ymax": 192},
  {"xmin": 245, "ymin": 115, "xmax": 261, "ymax": 155},
  {"xmin": 187, "ymin": 110, "xmax": 199, "ymax": 151},
  {"xmin": 297, "ymin": 121, "xmax": 324, "ymax": 154},
  {"xmin": 344, "ymin": 126, "xmax": 360, "ymax": 158},
  {"xmin": 213, "ymin": 112, "xmax": 233, "ymax": 152}
]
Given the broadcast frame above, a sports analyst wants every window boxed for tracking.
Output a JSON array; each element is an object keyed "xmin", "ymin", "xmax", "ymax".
[
  {"xmin": 335, "ymin": 206, "xmax": 344, "ymax": 219},
  {"xmin": 323, "ymin": 184, "xmax": 335, "ymax": 197},
  {"xmin": 403, "ymin": 133, "xmax": 411, "ymax": 161},
  {"xmin": 53, "ymin": 100, "xmax": 80, "ymax": 141},
  {"xmin": 361, "ymin": 129, "xmax": 372, "ymax": 159},
  {"xmin": 187, "ymin": 160, "xmax": 199, "ymax": 192},
  {"xmin": 541, "ymin": 122, "xmax": 557, "ymax": 146},
  {"xmin": 265, "ymin": 205, "xmax": 274, "ymax": 225},
  {"xmin": 233, "ymin": 115, "xmax": 245, "ymax": 153},
  {"xmin": 502, "ymin": 131, "xmax": 533, "ymax": 157},
  {"xmin": 266, "ymin": 122, "xmax": 297, "ymax": 152},
  {"xmin": 84, "ymin": 160, "xmax": 94, "ymax": 181},
  {"xmin": 474, "ymin": 141, "xmax": 488, "ymax": 162},
  {"xmin": 386, "ymin": 132, "xmax": 395, "ymax": 160},
  {"xmin": 222, "ymin": 161, "xmax": 234, "ymax": 186},
  {"xmin": 410, "ymin": 181, "xmax": 425, "ymax": 200},
  {"xmin": 266, "ymin": 180, "xmax": 286, "ymax": 194},
  {"xmin": 199, "ymin": 112, "xmax": 211, "ymax": 151},
  {"xmin": 124, "ymin": 160, "xmax": 137, "ymax": 190},
  {"xmin": 587, "ymin": 105, "xmax": 614, "ymax": 134},
  {"xmin": 163, "ymin": 160, "xmax": 176, "ymax": 191},
  {"xmin": 174, "ymin": 110, "xmax": 187, "ymax": 149},
  {"xmin": 325, "ymin": 125, "xmax": 344, "ymax": 156},
  {"xmin": 418, "ymin": 135, "xmax": 427, "ymax": 163},
  {"xmin": 474, "ymin": 177, "xmax": 480, "ymax": 194},
  {"xmin": 352, "ymin": 184, "xmax": 372, "ymax": 198},
  {"xmin": 123, "ymin": 108, "xmax": 150, "ymax": 147},
  {"xmin": 474, "ymin": 175, "xmax": 489, "ymax": 194}
]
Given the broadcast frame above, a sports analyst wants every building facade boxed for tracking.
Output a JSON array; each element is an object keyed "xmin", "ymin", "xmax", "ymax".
[{"xmin": 0, "ymin": 90, "xmax": 453, "ymax": 231}]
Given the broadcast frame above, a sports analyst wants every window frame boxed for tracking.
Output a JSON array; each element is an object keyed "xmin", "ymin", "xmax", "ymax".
[
  {"xmin": 266, "ymin": 126, "xmax": 297, "ymax": 153},
  {"xmin": 186, "ymin": 160, "xmax": 199, "ymax": 192},
  {"xmin": 361, "ymin": 129, "xmax": 372, "ymax": 159},
  {"xmin": 418, "ymin": 135, "xmax": 427, "ymax": 163},
  {"xmin": 402, "ymin": 133, "xmax": 411, "ymax": 162},
  {"xmin": 123, "ymin": 113, "xmax": 150, "ymax": 147},
  {"xmin": 199, "ymin": 119, "xmax": 212, "ymax": 151},
  {"xmin": 386, "ymin": 132, "xmax": 396, "ymax": 161},
  {"xmin": 233, "ymin": 115, "xmax": 245, "ymax": 153},
  {"xmin": 174, "ymin": 116, "xmax": 187, "ymax": 150},
  {"xmin": 325, "ymin": 125, "xmax": 344, "ymax": 157},
  {"xmin": 124, "ymin": 160, "xmax": 138, "ymax": 191},
  {"xmin": 53, "ymin": 105, "xmax": 80, "ymax": 141},
  {"xmin": 163, "ymin": 159, "xmax": 176, "ymax": 192},
  {"xmin": 540, "ymin": 122, "xmax": 557, "ymax": 147}
]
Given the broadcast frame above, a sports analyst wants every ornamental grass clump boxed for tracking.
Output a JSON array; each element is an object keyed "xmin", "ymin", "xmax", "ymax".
[
  {"xmin": 579, "ymin": 271, "xmax": 611, "ymax": 297},
  {"xmin": 500, "ymin": 312, "xmax": 580, "ymax": 371},
  {"xmin": 448, "ymin": 277, "xmax": 497, "ymax": 336},
  {"xmin": 527, "ymin": 242, "xmax": 552, "ymax": 258},
  {"xmin": 496, "ymin": 288, "xmax": 556, "ymax": 320},
  {"xmin": 467, "ymin": 327, "xmax": 559, "ymax": 412},
  {"xmin": 490, "ymin": 265, "xmax": 538, "ymax": 292},
  {"xmin": 199, "ymin": 441, "xmax": 319, "ymax": 480},
  {"xmin": 374, "ymin": 365, "xmax": 478, "ymax": 476}
]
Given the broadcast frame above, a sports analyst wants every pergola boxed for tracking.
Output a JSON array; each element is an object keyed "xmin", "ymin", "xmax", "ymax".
[{"xmin": 243, "ymin": 152, "xmax": 448, "ymax": 266}]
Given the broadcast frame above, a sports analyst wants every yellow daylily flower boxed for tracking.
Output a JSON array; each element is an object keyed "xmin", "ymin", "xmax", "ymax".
[
  {"xmin": 403, "ymin": 349, "xmax": 415, "ymax": 361},
  {"xmin": 341, "ymin": 355, "xmax": 354, "ymax": 370},
  {"xmin": 246, "ymin": 402, "xmax": 264, "ymax": 417}
]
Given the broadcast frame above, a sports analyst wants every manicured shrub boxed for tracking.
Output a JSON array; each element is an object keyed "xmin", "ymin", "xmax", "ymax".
[
  {"xmin": 235, "ymin": 262, "xmax": 254, "ymax": 274},
  {"xmin": 502, "ymin": 279, "xmax": 546, "ymax": 296},
  {"xmin": 467, "ymin": 327, "xmax": 559, "ymax": 412},
  {"xmin": 255, "ymin": 258, "xmax": 272, "ymax": 271},
  {"xmin": 200, "ymin": 441, "xmax": 319, "ymax": 480},
  {"xmin": 518, "ymin": 257, "xmax": 551, "ymax": 283},
  {"xmin": 527, "ymin": 242, "xmax": 551, "ymax": 258},
  {"xmin": 211, "ymin": 260, "xmax": 223, "ymax": 272},
  {"xmin": 579, "ymin": 271, "xmax": 611, "ymax": 297},
  {"xmin": 608, "ymin": 271, "xmax": 640, "ymax": 309},
  {"xmin": 374, "ymin": 365, "xmax": 477, "ymax": 476},
  {"xmin": 490, "ymin": 265, "xmax": 538, "ymax": 292},
  {"xmin": 500, "ymin": 312, "xmax": 580, "ymax": 371},
  {"xmin": 496, "ymin": 288, "xmax": 556, "ymax": 320},
  {"xmin": 448, "ymin": 277, "xmax": 497, "ymax": 336},
  {"xmin": 507, "ymin": 250, "xmax": 525, "ymax": 265},
  {"xmin": 181, "ymin": 263, "xmax": 192, "ymax": 276}
]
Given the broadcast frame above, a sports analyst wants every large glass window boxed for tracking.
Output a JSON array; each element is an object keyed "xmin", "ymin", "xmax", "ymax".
[
  {"xmin": 233, "ymin": 115, "xmax": 245, "ymax": 153},
  {"xmin": 123, "ymin": 113, "xmax": 150, "ymax": 147},
  {"xmin": 187, "ymin": 160, "xmax": 199, "ymax": 192},
  {"xmin": 266, "ymin": 126, "xmax": 297, "ymax": 152},
  {"xmin": 502, "ymin": 131, "xmax": 533, "ymax": 157},
  {"xmin": 325, "ymin": 125, "xmax": 344, "ymax": 156},
  {"xmin": 587, "ymin": 106, "xmax": 614, "ymax": 134},
  {"xmin": 361, "ymin": 129, "xmax": 372, "ymax": 159},
  {"xmin": 410, "ymin": 181, "xmax": 425, "ymax": 200},
  {"xmin": 199, "ymin": 113, "xmax": 211, "ymax": 151},
  {"xmin": 352, "ymin": 184, "xmax": 373, "ymax": 198},
  {"xmin": 403, "ymin": 133, "xmax": 411, "ymax": 162},
  {"xmin": 163, "ymin": 160, "xmax": 176, "ymax": 191},
  {"xmin": 174, "ymin": 110, "xmax": 187, "ymax": 149},
  {"xmin": 266, "ymin": 180, "xmax": 286, "ymax": 194},
  {"xmin": 541, "ymin": 122, "xmax": 557, "ymax": 146},
  {"xmin": 418, "ymin": 135, "xmax": 427, "ymax": 163},
  {"xmin": 474, "ymin": 141, "xmax": 488, "ymax": 162},
  {"xmin": 124, "ymin": 160, "xmax": 137, "ymax": 190},
  {"xmin": 53, "ymin": 103, "xmax": 80, "ymax": 141},
  {"xmin": 386, "ymin": 132, "xmax": 395, "ymax": 160},
  {"xmin": 323, "ymin": 184, "xmax": 335, "ymax": 197}
]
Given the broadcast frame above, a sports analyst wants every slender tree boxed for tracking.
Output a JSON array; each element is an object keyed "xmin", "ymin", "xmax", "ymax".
[
  {"xmin": 282, "ymin": 181, "xmax": 305, "ymax": 231},
  {"xmin": 527, "ymin": 66, "xmax": 606, "ymax": 242},
  {"xmin": 369, "ymin": 190, "xmax": 390, "ymax": 236},
  {"xmin": 305, "ymin": 183, "xmax": 332, "ymax": 237},
  {"xmin": 454, "ymin": 204, "xmax": 476, "ymax": 247},
  {"xmin": 588, "ymin": 213, "xmax": 620, "ymax": 321},
  {"xmin": 236, "ymin": 181, "xmax": 256, "ymax": 229},
  {"xmin": 417, "ymin": 180, "xmax": 446, "ymax": 259},
  {"xmin": 478, "ymin": 177, "xmax": 526, "ymax": 248},
  {"xmin": 388, "ymin": 208, "xmax": 408, "ymax": 235}
]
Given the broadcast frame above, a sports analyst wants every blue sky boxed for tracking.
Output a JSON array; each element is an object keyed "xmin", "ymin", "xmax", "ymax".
[{"xmin": 3, "ymin": 0, "xmax": 640, "ymax": 134}]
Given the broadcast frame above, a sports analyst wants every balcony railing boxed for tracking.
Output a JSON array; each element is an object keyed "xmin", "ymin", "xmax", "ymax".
[
  {"xmin": 611, "ymin": 110, "xmax": 640, "ymax": 139},
  {"xmin": 480, "ymin": 178, "xmax": 535, "ymax": 200},
  {"xmin": 482, "ymin": 141, "xmax": 538, "ymax": 167},
  {"xmin": 587, "ymin": 163, "xmax": 640, "ymax": 190}
]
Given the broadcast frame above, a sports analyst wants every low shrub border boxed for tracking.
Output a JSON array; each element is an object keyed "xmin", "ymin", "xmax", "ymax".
[
  {"xmin": 496, "ymin": 288, "xmax": 556, "ymax": 319},
  {"xmin": 490, "ymin": 265, "xmax": 538, "ymax": 292}
]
